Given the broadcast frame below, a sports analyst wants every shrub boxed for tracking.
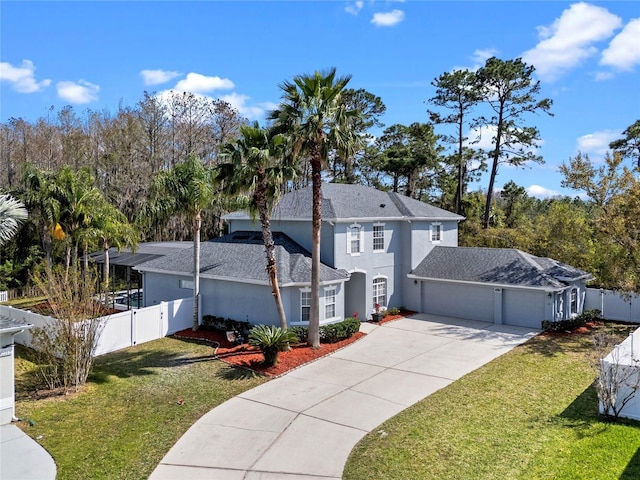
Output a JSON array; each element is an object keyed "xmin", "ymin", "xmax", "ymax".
[
  {"xmin": 248, "ymin": 325, "xmax": 299, "ymax": 366},
  {"xmin": 542, "ymin": 309, "xmax": 601, "ymax": 333},
  {"xmin": 202, "ymin": 315, "xmax": 251, "ymax": 337},
  {"xmin": 384, "ymin": 307, "xmax": 400, "ymax": 317},
  {"xmin": 320, "ymin": 317, "xmax": 360, "ymax": 343},
  {"xmin": 289, "ymin": 326, "xmax": 308, "ymax": 343}
]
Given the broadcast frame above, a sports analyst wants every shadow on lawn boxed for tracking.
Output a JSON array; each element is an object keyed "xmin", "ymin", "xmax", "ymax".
[{"xmin": 621, "ymin": 447, "xmax": 640, "ymax": 480}]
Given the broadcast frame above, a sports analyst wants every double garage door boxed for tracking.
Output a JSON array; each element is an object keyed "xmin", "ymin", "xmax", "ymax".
[{"xmin": 420, "ymin": 281, "xmax": 544, "ymax": 329}]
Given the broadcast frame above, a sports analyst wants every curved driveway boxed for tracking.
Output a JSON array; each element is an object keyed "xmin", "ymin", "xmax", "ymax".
[{"xmin": 150, "ymin": 314, "xmax": 538, "ymax": 480}]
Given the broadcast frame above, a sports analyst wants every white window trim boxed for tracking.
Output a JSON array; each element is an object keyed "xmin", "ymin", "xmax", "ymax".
[
  {"xmin": 323, "ymin": 286, "xmax": 338, "ymax": 322},
  {"xmin": 372, "ymin": 275, "xmax": 388, "ymax": 311},
  {"xmin": 570, "ymin": 288, "xmax": 579, "ymax": 316},
  {"xmin": 373, "ymin": 222, "xmax": 385, "ymax": 253},
  {"xmin": 180, "ymin": 279, "xmax": 194, "ymax": 289},
  {"xmin": 299, "ymin": 287, "xmax": 311, "ymax": 324},
  {"xmin": 346, "ymin": 223, "xmax": 364, "ymax": 256},
  {"xmin": 430, "ymin": 222, "xmax": 442, "ymax": 243}
]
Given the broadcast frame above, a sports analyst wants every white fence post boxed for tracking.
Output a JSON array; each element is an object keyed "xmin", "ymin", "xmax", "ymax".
[{"xmin": 0, "ymin": 291, "xmax": 7, "ymax": 302}]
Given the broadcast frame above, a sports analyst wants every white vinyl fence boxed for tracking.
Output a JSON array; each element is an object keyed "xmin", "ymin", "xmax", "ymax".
[
  {"xmin": 0, "ymin": 297, "xmax": 195, "ymax": 357},
  {"xmin": 599, "ymin": 327, "xmax": 640, "ymax": 421},
  {"xmin": 0, "ymin": 291, "xmax": 7, "ymax": 302},
  {"xmin": 586, "ymin": 288, "xmax": 640, "ymax": 323}
]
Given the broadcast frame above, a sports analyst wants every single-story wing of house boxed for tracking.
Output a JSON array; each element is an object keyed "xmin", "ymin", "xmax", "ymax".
[
  {"xmin": 408, "ymin": 246, "xmax": 594, "ymax": 328},
  {"xmin": 135, "ymin": 231, "xmax": 350, "ymax": 326}
]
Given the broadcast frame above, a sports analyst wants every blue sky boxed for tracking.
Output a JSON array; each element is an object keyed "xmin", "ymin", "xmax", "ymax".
[{"xmin": 1, "ymin": 1, "xmax": 639, "ymax": 198}]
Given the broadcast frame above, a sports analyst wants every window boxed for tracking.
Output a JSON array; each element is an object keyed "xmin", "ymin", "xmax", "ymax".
[
  {"xmin": 300, "ymin": 289, "xmax": 311, "ymax": 322},
  {"xmin": 324, "ymin": 287, "xmax": 336, "ymax": 319},
  {"xmin": 180, "ymin": 279, "xmax": 194, "ymax": 289},
  {"xmin": 373, "ymin": 224, "xmax": 385, "ymax": 252},
  {"xmin": 570, "ymin": 289, "xmax": 578, "ymax": 315},
  {"xmin": 373, "ymin": 277, "xmax": 387, "ymax": 309},
  {"xmin": 431, "ymin": 223, "xmax": 442, "ymax": 242},
  {"xmin": 347, "ymin": 224, "xmax": 364, "ymax": 254}
]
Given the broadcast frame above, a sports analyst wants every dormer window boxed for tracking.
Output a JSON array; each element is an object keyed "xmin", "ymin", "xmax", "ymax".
[
  {"xmin": 431, "ymin": 223, "xmax": 442, "ymax": 243},
  {"xmin": 347, "ymin": 223, "xmax": 364, "ymax": 255}
]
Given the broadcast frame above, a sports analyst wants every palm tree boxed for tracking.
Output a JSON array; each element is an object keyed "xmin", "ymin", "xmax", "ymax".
[
  {"xmin": 269, "ymin": 68, "xmax": 362, "ymax": 348},
  {"xmin": 220, "ymin": 121, "xmax": 296, "ymax": 331},
  {"xmin": 0, "ymin": 194, "xmax": 28, "ymax": 245},
  {"xmin": 140, "ymin": 154, "xmax": 216, "ymax": 330},
  {"xmin": 88, "ymin": 198, "xmax": 139, "ymax": 296}
]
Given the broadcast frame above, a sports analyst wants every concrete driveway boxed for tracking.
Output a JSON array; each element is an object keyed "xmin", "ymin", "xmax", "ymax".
[{"xmin": 149, "ymin": 314, "xmax": 538, "ymax": 480}]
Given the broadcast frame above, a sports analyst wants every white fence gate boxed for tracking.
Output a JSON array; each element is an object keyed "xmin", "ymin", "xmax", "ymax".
[
  {"xmin": 0, "ymin": 291, "xmax": 7, "ymax": 302},
  {"xmin": 0, "ymin": 297, "xmax": 196, "ymax": 357},
  {"xmin": 585, "ymin": 288, "xmax": 640, "ymax": 323}
]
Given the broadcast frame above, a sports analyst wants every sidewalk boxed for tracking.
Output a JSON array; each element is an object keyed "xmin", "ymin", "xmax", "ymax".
[
  {"xmin": 150, "ymin": 315, "xmax": 538, "ymax": 479},
  {"xmin": 0, "ymin": 423, "xmax": 56, "ymax": 480}
]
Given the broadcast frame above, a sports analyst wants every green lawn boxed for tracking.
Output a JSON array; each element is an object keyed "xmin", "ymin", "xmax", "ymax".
[
  {"xmin": 14, "ymin": 336, "xmax": 266, "ymax": 480},
  {"xmin": 344, "ymin": 324, "xmax": 640, "ymax": 480}
]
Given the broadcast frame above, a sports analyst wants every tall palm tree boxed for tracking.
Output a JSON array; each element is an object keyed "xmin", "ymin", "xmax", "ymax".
[
  {"xmin": 140, "ymin": 153, "xmax": 216, "ymax": 330},
  {"xmin": 269, "ymin": 68, "xmax": 362, "ymax": 348},
  {"xmin": 0, "ymin": 194, "xmax": 28, "ymax": 245},
  {"xmin": 220, "ymin": 121, "xmax": 297, "ymax": 331}
]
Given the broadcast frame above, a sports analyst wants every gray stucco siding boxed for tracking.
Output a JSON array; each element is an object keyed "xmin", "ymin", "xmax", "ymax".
[
  {"xmin": 410, "ymin": 221, "xmax": 458, "ymax": 270},
  {"xmin": 143, "ymin": 272, "xmax": 193, "ymax": 306}
]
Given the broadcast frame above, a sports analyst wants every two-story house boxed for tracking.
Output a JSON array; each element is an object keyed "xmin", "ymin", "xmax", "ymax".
[{"xmin": 135, "ymin": 183, "xmax": 593, "ymax": 329}]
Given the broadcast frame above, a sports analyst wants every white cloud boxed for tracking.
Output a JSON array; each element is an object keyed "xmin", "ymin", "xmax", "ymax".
[
  {"xmin": 220, "ymin": 92, "xmax": 276, "ymax": 119},
  {"xmin": 0, "ymin": 59, "xmax": 51, "ymax": 93},
  {"xmin": 140, "ymin": 69, "xmax": 181, "ymax": 86},
  {"xmin": 600, "ymin": 18, "xmax": 640, "ymax": 71},
  {"xmin": 174, "ymin": 72, "xmax": 234, "ymax": 94},
  {"xmin": 526, "ymin": 185, "xmax": 561, "ymax": 198},
  {"xmin": 56, "ymin": 80, "xmax": 99, "ymax": 103},
  {"xmin": 345, "ymin": 1, "xmax": 363, "ymax": 15},
  {"xmin": 576, "ymin": 129, "xmax": 619, "ymax": 156},
  {"xmin": 371, "ymin": 9, "xmax": 405, "ymax": 27},
  {"xmin": 521, "ymin": 2, "xmax": 622, "ymax": 82}
]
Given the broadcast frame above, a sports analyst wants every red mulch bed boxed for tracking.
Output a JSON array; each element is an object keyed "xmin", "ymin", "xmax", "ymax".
[
  {"xmin": 541, "ymin": 321, "xmax": 600, "ymax": 336},
  {"xmin": 174, "ymin": 311, "xmax": 415, "ymax": 377},
  {"xmin": 173, "ymin": 328, "xmax": 366, "ymax": 377}
]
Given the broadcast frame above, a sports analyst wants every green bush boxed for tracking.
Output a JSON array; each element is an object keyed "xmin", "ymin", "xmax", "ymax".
[
  {"xmin": 384, "ymin": 307, "xmax": 400, "ymax": 317},
  {"xmin": 542, "ymin": 309, "xmax": 601, "ymax": 333},
  {"xmin": 320, "ymin": 317, "xmax": 361, "ymax": 343},
  {"xmin": 202, "ymin": 315, "xmax": 251, "ymax": 337},
  {"xmin": 248, "ymin": 325, "xmax": 299, "ymax": 366},
  {"xmin": 289, "ymin": 318, "xmax": 361, "ymax": 344}
]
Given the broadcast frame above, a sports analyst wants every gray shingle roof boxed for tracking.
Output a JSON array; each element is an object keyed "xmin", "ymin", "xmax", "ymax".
[
  {"xmin": 0, "ymin": 315, "xmax": 32, "ymax": 333},
  {"xmin": 411, "ymin": 246, "xmax": 593, "ymax": 289},
  {"xmin": 135, "ymin": 232, "xmax": 349, "ymax": 285},
  {"xmin": 224, "ymin": 183, "xmax": 464, "ymax": 222}
]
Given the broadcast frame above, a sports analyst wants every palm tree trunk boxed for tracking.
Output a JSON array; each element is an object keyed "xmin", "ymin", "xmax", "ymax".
[
  {"xmin": 309, "ymin": 149, "xmax": 322, "ymax": 349},
  {"xmin": 192, "ymin": 211, "xmax": 201, "ymax": 331},
  {"xmin": 256, "ymin": 183, "xmax": 288, "ymax": 331}
]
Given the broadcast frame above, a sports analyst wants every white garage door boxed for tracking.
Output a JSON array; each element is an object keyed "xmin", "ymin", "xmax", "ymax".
[
  {"xmin": 421, "ymin": 281, "xmax": 494, "ymax": 322},
  {"xmin": 502, "ymin": 289, "xmax": 544, "ymax": 329}
]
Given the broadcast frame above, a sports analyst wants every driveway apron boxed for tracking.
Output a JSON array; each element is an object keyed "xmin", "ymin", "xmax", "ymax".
[{"xmin": 150, "ymin": 314, "xmax": 538, "ymax": 480}]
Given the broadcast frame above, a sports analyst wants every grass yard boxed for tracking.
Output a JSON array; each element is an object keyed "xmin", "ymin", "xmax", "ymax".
[
  {"xmin": 344, "ymin": 324, "xmax": 640, "ymax": 480},
  {"xmin": 14, "ymin": 336, "xmax": 266, "ymax": 480}
]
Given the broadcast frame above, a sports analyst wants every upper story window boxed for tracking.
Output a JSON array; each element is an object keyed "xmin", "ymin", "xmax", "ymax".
[
  {"xmin": 347, "ymin": 223, "xmax": 364, "ymax": 255},
  {"xmin": 431, "ymin": 223, "xmax": 442, "ymax": 243},
  {"xmin": 180, "ymin": 279, "xmax": 194, "ymax": 289},
  {"xmin": 300, "ymin": 289, "xmax": 311, "ymax": 323},
  {"xmin": 324, "ymin": 287, "xmax": 336, "ymax": 320},
  {"xmin": 373, "ymin": 224, "xmax": 385, "ymax": 252}
]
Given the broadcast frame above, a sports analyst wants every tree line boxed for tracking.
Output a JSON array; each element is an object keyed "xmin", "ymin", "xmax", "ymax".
[{"xmin": 1, "ymin": 58, "xmax": 638, "ymax": 315}]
